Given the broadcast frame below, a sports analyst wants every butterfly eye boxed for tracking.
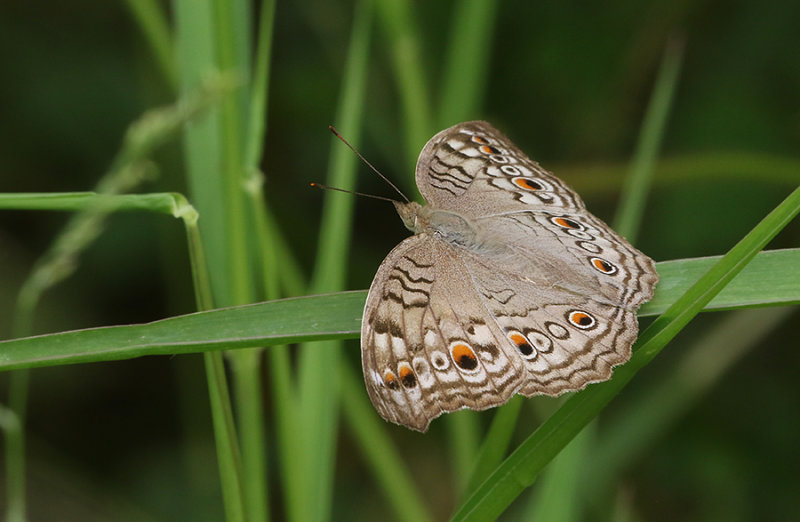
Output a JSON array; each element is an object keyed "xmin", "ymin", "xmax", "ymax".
[
  {"xmin": 590, "ymin": 257, "xmax": 618, "ymax": 275},
  {"xmin": 450, "ymin": 342, "xmax": 480, "ymax": 372},
  {"xmin": 479, "ymin": 145, "xmax": 501, "ymax": 155},
  {"xmin": 471, "ymin": 135, "xmax": 489, "ymax": 144},
  {"xmin": 512, "ymin": 177, "xmax": 544, "ymax": 191},
  {"xmin": 567, "ymin": 310, "xmax": 597, "ymax": 330}
]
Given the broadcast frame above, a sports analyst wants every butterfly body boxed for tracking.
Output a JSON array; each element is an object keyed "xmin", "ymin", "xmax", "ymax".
[{"xmin": 362, "ymin": 121, "xmax": 657, "ymax": 432}]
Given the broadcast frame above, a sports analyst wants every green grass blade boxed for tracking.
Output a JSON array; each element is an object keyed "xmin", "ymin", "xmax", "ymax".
[
  {"xmin": 519, "ymin": 37, "xmax": 684, "ymax": 521},
  {"xmin": 123, "ymin": 0, "xmax": 177, "ymax": 90},
  {"xmin": 463, "ymin": 396, "xmax": 523, "ymax": 497},
  {"xmin": 450, "ymin": 186, "xmax": 800, "ymax": 521},
  {"xmin": 296, "ymin": 3, "xmax": 373, "ymax": 519},
  {"xmin": 642, "ymin": 249, "xmax": 800, "ymax": 313},
  {"xmin": 0, "ymin": 192, "xmax": 194, "ymax": 216},
  {"xmin": 445, "ymin": 411, "xmax": 481, "ymax": 494},
  {"xmin": 2, "ymin": 363, "xmax": 28, "ymax": 522},
  {"xmin": 241, "ymin": 3, "xmax": 278, "ymax": 522},
  {"xmin": 437, "ymin": 0, "xmax": 498, "ymax": 126},
  {"xmin": 374, "ymin": 0, "xmax": 433, "ymax": 173},
  {"xmin": 585, "ymin": 306, "xmax": 796, "ymax": 508},
  {"xmin": 211, "ymin": 2, "xmax": 273, "ymax": 520},
  {"xmin": 244, "ymin": 0, "xmax": 276, "ymax": 172},
  {"xmin": 613, "ymin": 37, "xmax": 684, "ymax": 241},
  {"xmin": 0, "ymin": 249, "xmax": 800, "ymax": 370},
  {"xmin": 202, "ymin": 351, "xmax": 246, "ymax": 522},
  {"xmin": 174, "ymin": 0, "xmax": 230, "ymax": 304},
  {"xmin": 340, "ymin": 362, "xmax": 434, "ymax": 522},
  {"xmin": 211, "ymin": 0, "xmax": 252, "ymax": 306},
  {"xmin": 174, "ymin": 2, "xmax": 251, "ymax": 520},
  {"xmin": 1, "ymin": 249, "xmax": 799, "ymax": 372}
]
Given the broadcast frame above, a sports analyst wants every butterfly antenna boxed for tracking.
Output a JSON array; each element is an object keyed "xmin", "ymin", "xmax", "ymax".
[
  {"xmin": 329, "ymin": 125, "xmax": 410, "ymax": 203},
  {"xmin": 309, "ymin": 182, "xmax": 398, "ymax": 203}
]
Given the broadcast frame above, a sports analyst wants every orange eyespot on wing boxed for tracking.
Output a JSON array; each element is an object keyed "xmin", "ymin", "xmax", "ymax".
[
  {"xmin": 508, "ymin": 331, "xmax": 535, "ymax": 358},
  {"xmin": 383, "ymin": 370, "xmax": 399, "ymax": 390},
  {"xmin": 567, "ymin": 310, "xmax": 596, "ymax": 329},
  {"xmin": 512, "ymin": 177, "xmax": 544, "ymax": 191},
  {"xmin": 450, "ymin": 342, "xmax": 479, "ymax": 371},
  {"xmin": 398, "ymin": 364, "xmax": 417, "ymax": 388},
  {"xmin": 590, "ymin": 257, "xmax": 617, "ymax": 274},
  {"xmin": 551, "ymin": 216, "xmax": 582, "ymax": 229}
]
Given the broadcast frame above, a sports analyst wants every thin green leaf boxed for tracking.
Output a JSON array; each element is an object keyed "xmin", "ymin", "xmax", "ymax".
[
  {"xmin": 585, "ymin": 306, "xmax": 796, "ymax": 509},
  {"xmin": 519, "ymin": 37, "xmax": 684, "ymax": 521},
  {"xmin": 0, "ymin": 192, "xmax": 195, "ymax": 218},
  {"xmin": 613, "ymin": 36, "xmax": 684, "ymax": 241},
  {"xmin": 123, "ymin": 0, "xmax": 177, "ymax": 90}
]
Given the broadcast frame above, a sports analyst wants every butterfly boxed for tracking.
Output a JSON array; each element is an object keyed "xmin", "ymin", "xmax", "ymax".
[{"xmin": 361, "ymin": 121, "xmax": 658, "ymax": 432}]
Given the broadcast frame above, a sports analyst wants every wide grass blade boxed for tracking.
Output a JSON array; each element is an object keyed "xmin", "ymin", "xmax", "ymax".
[
  {"xmin": 174, "ymin": 1, "xmax": 255, "ymax": 520},
  {"xmin": 296, "ymin": 1, "xmax": 373, "ymax": 520},
  {"xmin": 1, "ymin": 248, "xmax": 798, "ymax": 372}
]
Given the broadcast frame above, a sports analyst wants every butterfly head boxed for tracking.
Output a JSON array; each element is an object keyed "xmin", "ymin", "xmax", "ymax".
[{"xmin": 393, "ymin": 201, "xmax": 425, "ymax": 233}]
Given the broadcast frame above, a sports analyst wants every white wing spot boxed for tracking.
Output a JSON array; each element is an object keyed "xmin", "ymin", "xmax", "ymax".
[
  {"xmin": 527, "ymin": 330, "xmax": 553, "ymax": 353},
  {"xmin": 431, "ymin": 351, "xmax": 450, "ymax": 370},
  {"xmin": 424, "ymin": 329, "xmax": 438, "ymax": 348},
  {"xmin": 391, "ymin": 336, "xmax": 407, "ymax": 359},
  {"xmin": 546, "ymin": 322, "xmax": 570, "ymax": 339},
  {"xmin": 374, "ymin": 333, "xmax": 390, "ymax": 352}
]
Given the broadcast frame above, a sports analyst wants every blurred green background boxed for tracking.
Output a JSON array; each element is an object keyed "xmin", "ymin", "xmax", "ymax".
[{"xmin": 1, "ymin": 1, "xmax": 799, "ymax": 521}]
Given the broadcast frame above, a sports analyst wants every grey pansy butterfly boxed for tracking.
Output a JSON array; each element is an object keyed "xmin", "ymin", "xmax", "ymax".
[{"xmin": 361, "ymin": 121, "xmax": 658, "ymax": 432}]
